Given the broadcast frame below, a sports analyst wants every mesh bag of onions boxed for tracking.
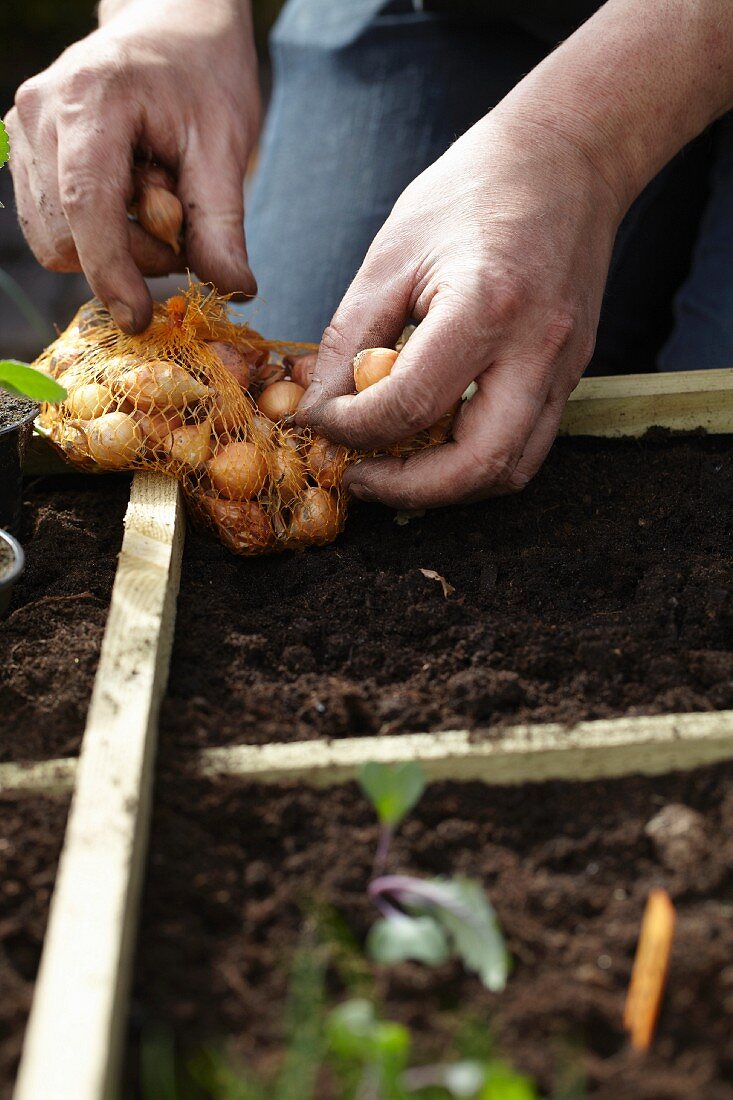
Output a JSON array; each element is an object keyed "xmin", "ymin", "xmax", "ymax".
[{"xmin": 34, "ymin": 287, "xmax": 454, "ymax": 554}]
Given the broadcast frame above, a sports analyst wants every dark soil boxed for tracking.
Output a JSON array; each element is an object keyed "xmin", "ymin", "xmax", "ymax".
[
  {"xmin": 129, "ymin": 766, "xmax": 733, "ymax": 1099},
  {"xmin": 0, "ymin": 474, "xmax": 130, "ymax": 762},
  {"xmin": 0, "ymin": 794, "xmax": 69, "ymax": 1100},
  {"xmin": 0, "ymin": 393, "xmax": 36, "ymax": 433},
  {"xmin": 161, "ymin": 435, "xmax": 732, "ymax": 751}
]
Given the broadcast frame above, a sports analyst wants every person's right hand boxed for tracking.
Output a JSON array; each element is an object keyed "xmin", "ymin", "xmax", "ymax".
[{"xmin": 4, "ymin": 0, "xmax": 260, "ymax": 333}]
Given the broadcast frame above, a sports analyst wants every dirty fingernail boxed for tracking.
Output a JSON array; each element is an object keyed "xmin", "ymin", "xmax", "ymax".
[
  {"xmin": 295, "ymin": 379, "xmax": 323, "ymax": 423},
  {"xmin": 350, "ymin": 482, "xmax": 377, "ymax": 502},
  {"xmin": 109, "ymin": 300, "xmax": 135, "ymax": 333}
]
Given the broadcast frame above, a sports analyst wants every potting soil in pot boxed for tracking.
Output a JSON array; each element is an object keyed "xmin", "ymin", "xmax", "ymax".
[{"xmin": 0, "ymin": 393, "xmax": 36, "ymax": 433}]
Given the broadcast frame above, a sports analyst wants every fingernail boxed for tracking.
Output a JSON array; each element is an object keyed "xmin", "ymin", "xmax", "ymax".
[
  {"xmin": 350, "ymin": 482, "xmax": 377, "ymax": 502},
  {"xmin": 109, "ymin": 300, "xmax": 135, "ymax": 333},
  {"xmin": 296, "ymin": 378, "xmax": 323, "ymax": 419}
]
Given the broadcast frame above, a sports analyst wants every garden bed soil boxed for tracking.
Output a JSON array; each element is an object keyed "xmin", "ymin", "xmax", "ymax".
[
  {"xmin": 0, "ymin": 794, "xmax": 69, "ymax": 1100},
  {"xmin": 0, "ymin": 473, "xmax": 130, "ymax": 762},
  {"xmin": 160, "ymin": 434, "xmax": 733, "ymax": 751},
  {"xmin": 129, "ymin": 765, "xmax": 733, "ymax": 1099}
]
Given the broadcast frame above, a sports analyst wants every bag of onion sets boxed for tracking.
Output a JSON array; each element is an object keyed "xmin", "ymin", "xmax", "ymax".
[{"xmin": 34, "ymin": 287, "xmax": 454, "ymax": 554}]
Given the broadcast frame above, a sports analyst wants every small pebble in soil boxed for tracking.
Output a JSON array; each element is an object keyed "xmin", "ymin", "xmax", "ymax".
[
  {"xmin": 645, "ymin": 803, "xmax": 709, "ymax": 871},
  {"xmin": 0, "ymin": 539, "xmax": 15, "ymax": 582}
]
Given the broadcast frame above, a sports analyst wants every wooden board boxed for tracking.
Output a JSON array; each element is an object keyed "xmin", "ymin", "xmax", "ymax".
[
  {"xmin": 198, "ymin": 711, "xmax": 733, "ymax": 787},
  {"xmin": 4, "ymin": 710, "xmax": 733, "ymax": 797},
  {"xmin": 13, "ymin": 473, "xmax": 185, "ymax": 1100},
  {"xmin": 561, "ymin": 367, "xmax": 733, "ymax": 437}
]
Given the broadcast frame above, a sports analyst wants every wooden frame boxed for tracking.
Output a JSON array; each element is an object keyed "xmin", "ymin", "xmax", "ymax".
[
  {"xmin": 6, "ymin": 368, "xmax": 733, "ymax": 1100},
  {"xmin": 13, "ymin": 473, "xmax": 185, "ymax": 1100}
]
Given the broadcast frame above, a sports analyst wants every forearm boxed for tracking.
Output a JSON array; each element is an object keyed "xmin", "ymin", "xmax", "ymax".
[
  {"xmin": 493, "ymin": 0, "xmax": 733, "ymax": 214},
  {"xmin": 98, "ymin": 0, "xmax": 252, "ymax": 28}
]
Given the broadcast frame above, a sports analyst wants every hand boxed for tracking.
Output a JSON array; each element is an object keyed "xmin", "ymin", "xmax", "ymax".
[
  {"xmin": 296, "ymin": 110, "xmax": 624, "ymax": 509},
  {"xmin": 4, "ymin": 0, "xmax": 260, "ymax": 333}
]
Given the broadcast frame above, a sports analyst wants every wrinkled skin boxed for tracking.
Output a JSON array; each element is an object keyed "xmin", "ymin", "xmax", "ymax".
[
  {"xmin": 4, "ymin": 0, "xmax": 260, "ymax": 333},
  {"xmin": 296, "ymin": 112, "xmax": 622, "ymax": 509}
]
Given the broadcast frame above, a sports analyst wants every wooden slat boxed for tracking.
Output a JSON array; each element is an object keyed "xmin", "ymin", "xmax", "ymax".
[
  {"xmin": 0, "ymin": 758, "xmax": 76, "ymax": 795},
  {"xmin": 13, "ymin": 473, "xmax": 185, "ymax": 1100},
  {"xmin": 4, "ymin": 710, "xmax": 733, "ymax": 798},
  {"xmin": 561, "ymin": 367, "xmax": 733, "ymax": 436},
  {"xmin": 198, "ymin": 711, "xmax": 733, "ymax": 787}
]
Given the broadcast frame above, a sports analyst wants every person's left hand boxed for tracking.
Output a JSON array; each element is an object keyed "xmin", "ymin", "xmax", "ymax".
[{"xmin": 295, "ymin": 108, "xmax": 624, "ymax": 509}]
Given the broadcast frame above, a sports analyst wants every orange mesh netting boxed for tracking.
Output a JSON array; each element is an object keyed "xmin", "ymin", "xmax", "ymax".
[{"xmin": 34, "ymin": 286, "xmax": 453, "ymax": 554}]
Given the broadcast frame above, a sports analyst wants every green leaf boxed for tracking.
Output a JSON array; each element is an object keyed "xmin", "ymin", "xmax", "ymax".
[
  {"xmin": 368, "ymin": 913, "xmax": 449, "ymax": 967},
  {"xmin": 358, "ymin": 762, "xmax": 426, "ymax": 828},
  {"xmin": 410, "ymin": 879, "xmax": 509, "ymax": 993},
  {"xmin": 326, "ymin": 999, "xmax": 410, "ymax": 1064},
  {"xmin": 0, "ymin": 120, "xmax": 8, "ymax": 170},
  {"xmin": 480, "ymin": 1063, "xmax": 540, "ymax": 1100},
  {"xmin": 0, "ymin": 360, "xmax": 67, "ymax": 404}
]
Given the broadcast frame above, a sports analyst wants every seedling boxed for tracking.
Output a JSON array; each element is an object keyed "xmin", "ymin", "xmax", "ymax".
[
  {"xmin": 0, "ymin": 360, "xmax": 66, "ymax": 404},
  {"xmin": 327, "ymin": 998, "xmax": 540, "ymax": 1099},
  {"xmin": 358, "ymin": 762, "xmax": 509, "ymax": 992}
]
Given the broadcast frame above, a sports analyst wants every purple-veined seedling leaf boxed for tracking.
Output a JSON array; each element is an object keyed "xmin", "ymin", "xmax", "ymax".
[{"xmin": 367, "ymin": 912, "xmax": 449, "ymax": 967}]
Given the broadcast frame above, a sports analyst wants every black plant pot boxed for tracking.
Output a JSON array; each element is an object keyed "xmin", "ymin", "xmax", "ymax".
[
  {"xmin": 0, "ymin": 528, "xmax": 24, "ymax": 618},
  {"xmin": 0, "ymin": 400, "xmax": 38, "ymax": 536}
]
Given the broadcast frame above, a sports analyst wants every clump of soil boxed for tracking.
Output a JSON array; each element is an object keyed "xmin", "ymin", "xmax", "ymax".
[
  {"xmin": 0, "ymin": 474, "xmax": 130, "ymax": 762},
  {"xmin": 0, "ymin": 794, "xmax": 69, "ymax": 1100},
  {"xmin": 159, "ymin": 435, "xmax": 733, "ymax": 751},
  {"xmin": 129, "ymin": 766, "xmax": 733, "ymax": 1099},
  {"xmin": 0, "ymin": 392, "xmax": 36, "ymax": 433}
]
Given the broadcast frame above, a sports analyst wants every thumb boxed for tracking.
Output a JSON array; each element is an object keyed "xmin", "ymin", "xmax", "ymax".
[
  {"xmin": 296, "ymin": 269, "xmax": 410, "ymax": 427},
  {"xmin": 178, "ymin": 132, "xmax": 256, "ymax": 297}
]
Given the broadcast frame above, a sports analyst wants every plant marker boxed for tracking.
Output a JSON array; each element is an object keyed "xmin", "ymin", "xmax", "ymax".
[{"xmin": 623, "ymin": 888, "xmax": 676, "ymax": 1051}]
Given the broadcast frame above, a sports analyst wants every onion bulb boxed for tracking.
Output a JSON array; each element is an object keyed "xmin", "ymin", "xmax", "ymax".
[
  {"xmin": 50, "ymin": 344, "xmax": 85, "ymax": 378},
  {"xmin": 257, "ymin": 361, "xmax": 286, "ymax": 388},
  {"xmin": 86, "ymin": 412, "xmax": 143, "ymax": 469},
  {"xmin": 137, "ymin": 185, "xmax": 183, "ymax": 254},
  {"xmin": 289, "ymin": 353, "xmax": 317, "ymax": 390},
  {"xmin": 206, "ymin": 341, "xmax": 253, "ymax": 389},
  {"xmin": 117, "ymin": 361, "xmax": 210, "ymax": 411},
  {"xmin": 268, "ymin": 446, "xmax": 307, "ymax": 504},
  {"xmin": 209, "ymin": 388, "xmax": 245, "ymax": 436},
  {"xmin": 288, "ymin": 487, "xmax": 341, "ymax": 545},
  {"xmin": 426, "ymin": 407, "xmax": 456, "ymax": 446},
  {"xmin": 65, "ymin": 382, "xmax": 115, "ymax": 420},
  {"xmin": 163, "ymin": 422, "xmax": 211, "ymax": 468},
  {"xmin": 135, "ymin": 408, "xmax": 185, "ymax": 447},
  {"xmin": 353, "ymin": 347, "xmax": 398, "ymax": 392},
  {"xmin": 257, "ymin": 380, "xmax": 305, "ymax": 422},
  {"xmin": 56, "ymin": 365, "xmax": 88, "ymax": 392},
  {"xmin": 306, "ymin": 436, "xmax": 348, "ymax": 489},
  {"xmin": 201, "ymin": 497, "xmax": 273, "ymax": 552},
  {"xmin": 208, "ymin": 441, "xmax": 268, "ymax": 500}
]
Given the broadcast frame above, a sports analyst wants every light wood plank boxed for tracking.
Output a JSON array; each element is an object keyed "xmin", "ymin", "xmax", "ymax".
[
  {"xmin": 4, "ymin": 711, "xmax": 733, "ymax": 799},
  {"xmin": 13, "ymin": 473, "xmax": 185, "ymax": 1100},
  {"xmin": 198, "ymin": 711, "xmax": 733, "ymax": 787},
  {"xmin": 0, "ymin": 758, "xmax": 76, "ymax": 796},
  {"xmin": 561, "ymin": 367, "xmax": 733, "ymax": 437}
]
